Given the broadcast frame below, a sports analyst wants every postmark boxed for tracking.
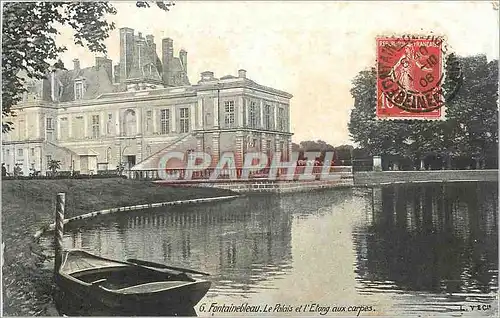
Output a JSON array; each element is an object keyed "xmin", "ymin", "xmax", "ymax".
[{"xmin": 376, "ymin": 35, "xmax": 462, "ymax": 120}]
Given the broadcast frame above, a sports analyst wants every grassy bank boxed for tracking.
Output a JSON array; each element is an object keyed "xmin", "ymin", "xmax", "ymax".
[{"xmin": 1, "ymin": 178, "xmax": 236, "ymax": 316}]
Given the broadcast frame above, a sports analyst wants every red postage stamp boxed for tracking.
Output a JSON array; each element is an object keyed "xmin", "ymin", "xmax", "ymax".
[{"xmin": 376, "ymin": 36, "xmax": 446, "ymax": 120}]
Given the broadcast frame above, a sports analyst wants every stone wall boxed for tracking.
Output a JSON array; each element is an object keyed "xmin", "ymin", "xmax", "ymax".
[
  {"xmin": 162, "ymin": 178, "xmax": 354, "ymax": 194},
  {"xmin": 354, "ymin": 170, "xmax": 498, "ymax": 186}
]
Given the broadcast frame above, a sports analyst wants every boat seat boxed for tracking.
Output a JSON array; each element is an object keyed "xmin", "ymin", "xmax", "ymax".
[
  {"xmin": 91, "ymin": 278, "xmax": 107, "ymax": 285},
  {"xmin": 102, "ymin": 281, "xmax": 191, "ymax": 294}
]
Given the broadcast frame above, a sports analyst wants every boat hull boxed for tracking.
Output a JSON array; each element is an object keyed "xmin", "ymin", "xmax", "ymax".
[
  {"xmin": 54, "ymin": 250, "xmax": 211, "ymax": 316},
  {"xmin": 56, "ymin": 275, "xmax": 210, "ymax": 315}
]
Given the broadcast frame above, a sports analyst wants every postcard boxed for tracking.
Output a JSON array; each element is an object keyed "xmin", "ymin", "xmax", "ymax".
[{"xmin": 1, "ymin": 1, "xmax": 498, "ymax": 316}]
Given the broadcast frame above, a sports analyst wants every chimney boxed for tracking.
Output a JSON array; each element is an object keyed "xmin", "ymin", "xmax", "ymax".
[
  {"xmin": 114, "ymin": 64, "xmax": 121, "ymax": 83},
  {"xmin": 162, "ymin": 38, "xmax": 174, "ymax": 86},
  {"xmin": 51, "ymin": 71, "xmax": 57, "ymax": 102},
  {"xmin": 200, "ymin": 71, "xmax": 215, "ymax": 81},
  {"xmin": 179, "ymin": 49, "xmax": 187, "ymax": 73},
  {"xmin": 238, "ymin": 69, "xmax": 247, "ymax": 79},
  {"xmin": 73, "ymin": 59, "xmax": 80, "ymax": 71},
  {"xmin": 146, "ymin": 35, "xmax": 157, "ymax": 64},
  {"xmin": 119, "ymin": 27, "xmax": 134, "ymax": 83},
  {"xmin": 95, "ymin": 56, "xmax": 113, "ymax": 83}
]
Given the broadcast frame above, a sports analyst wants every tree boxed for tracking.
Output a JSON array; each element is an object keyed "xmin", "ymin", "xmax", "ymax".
[
  {"xmin": 348, "ymin": 55, "xmax": 498, "ymax": 169},
  {"xmin": 348, "ymin": 68, "xmax": 411, "ymax": 158},
  {"xmin": 47, "ymin": 159, "xmax": 61, "ymax": 176},
  {"xmin": 445, "ymin": 56, "xmax": 498, "ymax": 167},
  {"xmin": 13, "ymin": 164, "xmax": 22, "ymax": 177},
  {"xmin": 116, "ymin": 162, "xmax": 126, "ymax": 176},
  {"xmin": 334, "ymin": 145, "xmax": 354, "ymax": 165},
  {"xmin": 2, "ymin": 1, "xmax": 174, "ymax": 132},
  {"xmin": 298, "ymin": 140, "xmax": 335, "ymax": 152}
]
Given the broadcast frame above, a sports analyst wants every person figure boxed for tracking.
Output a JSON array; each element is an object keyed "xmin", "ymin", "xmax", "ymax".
[{"xmin": 391, "ymin": 44, "xmax": 433, "ymax": 91}]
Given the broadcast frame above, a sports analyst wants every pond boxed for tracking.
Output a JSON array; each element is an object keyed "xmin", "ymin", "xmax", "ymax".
[{"xmin": 40, "ymin": 182, "xmax": 498, "ymax": 316}]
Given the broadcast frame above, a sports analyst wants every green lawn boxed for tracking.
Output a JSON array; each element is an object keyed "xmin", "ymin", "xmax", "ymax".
[{"xmin": 1, "ymin": 178, "xmax": 236, "ymax": 315}]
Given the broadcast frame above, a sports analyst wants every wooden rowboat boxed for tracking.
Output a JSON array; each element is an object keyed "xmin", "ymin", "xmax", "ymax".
[{"xmin": 55, "ymin": 249, "xmax": 211, "ymax": 315}]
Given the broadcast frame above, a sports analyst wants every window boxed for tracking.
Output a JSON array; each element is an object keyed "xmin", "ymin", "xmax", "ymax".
[
  {"xmin": 187, "ymin": 149, "xmax": 196, "ymax": 162},
  {"xmin": 180, "ymin": 108, "xmax": 190, "ymax": 133},
  {"xmin": 75, "ymin": 81, "xmax": 84, "ymax": 100},
  {"xmin": 108, "ymin": 113, "xmax": 112, "ymax": 120},
  {"xmin": 249, "ymin": 101, "xmax": 257, "ymax": 128},
  {"xmin": 92, "ymin": 115, "xmax": 100, "ymax": 138},
  {"xmin": 73, "ymin": 116, "xmax": 84, "ymax": 139},
  {"xmin": 60, "ymin": 117, "xmax": 68, "ymax": 140},
  {"xmin": 31, "ymin": 148, "xmax": 35, "ymax": 157},
  {"xmin": 18, "ymin": 149, "xmax": 23, "ymax": 157},
  {"xmin": 160, "ymin": 109, "xmax": 170, "ymax": 134},
  {"xmin": 146, "ymin": 110, "xmax": 153, "ymax": 134},
  {"xmin": 267, "ymin": 139, "xmax": 272, "ymax": 152},
  {"xmin": 31, "ymin": 163, "xmax": 35, "ymax": 170},
  {"xmin": 264, "ymin": 104, "xmax": 272, "ymax": 130},
  {"xmin": 6, "ymin": 149, "xmax": 10, "ymax": 157},
  {"xmin": 224, "ymin": 101, "xmax": 235, "ymax": 127},
  {"xmin": 18, "ymin": 118, "xmax": 26, "ymax": 139},
  {"xmin": 253, "ymin": 138, "xmax": 259, "ymax": 149},
  {"xmin": 124, "ymin": 110, "xmax": 136, "ymax": 136},
  {"xmin": 46, "ymin": 117, "xmax": 53, "ymax": 130},
  {"xmin": 46, "ymin": 155, "xmax": 52, "ymax": 168},
  {"xmin": 278, "ymin": 107, "xmax": 286, "ymax": 131}
]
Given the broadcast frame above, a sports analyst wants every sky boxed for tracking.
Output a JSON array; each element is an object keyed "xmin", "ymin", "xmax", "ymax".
[{"xmin": 56, "ymin": 1, "xmax": 499, "ymax": 146}]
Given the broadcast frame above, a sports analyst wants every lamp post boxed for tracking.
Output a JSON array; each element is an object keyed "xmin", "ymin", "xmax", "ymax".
[
  {"xmin": 202, "ymin": 100, "xmax": 205, "ymax": 152},
  {"xmin": 119, "ymin": 143, "xmax": 122, "ymax": 171},
  {"xmin": 121, "ymin": 145, "xmax": 128, "ymax": 168},
  {"xmin": 39, "ymin": 148, "xmax": 43, "ymax": 176},
  {"xmin": 217, "ymin": 83, "xmax": 221, "ymax": 127},
  {"xmin": 118, "ymin": 142, "xmax": 128, "ymax": 175}
]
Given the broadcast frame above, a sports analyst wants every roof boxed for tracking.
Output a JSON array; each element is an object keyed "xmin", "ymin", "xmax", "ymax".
[
  {"xmin": 170, "ymin": 57, "xmax": 190, "ymax": 86},
  {"xmin": 55, "ymin": 66, "xmax": 116, "ymax": 102}
]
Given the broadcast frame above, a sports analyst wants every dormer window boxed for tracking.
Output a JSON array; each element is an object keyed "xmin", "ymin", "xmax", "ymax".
[
  {"xmin": 74, "ymin": 80, "xmax": 85, "ymax": 100},
  {"xmin": 143, "ymin": 64, "xmax": 155, "ymax": 77}
]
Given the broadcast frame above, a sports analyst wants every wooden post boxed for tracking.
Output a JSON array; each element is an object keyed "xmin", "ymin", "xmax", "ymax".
[{"xmin": 54, "ymin": 192, "xmax": 66, "ymax": 274}]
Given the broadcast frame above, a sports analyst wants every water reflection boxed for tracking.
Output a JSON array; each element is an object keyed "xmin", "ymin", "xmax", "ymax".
[
  {"xmin": 54, "ymin": 287, "xmax": 198, "ymax": 317},
  {"xmin": 39, "ymin": 185, "xmax": 498, "ymax": 316},
  {"xmin": 52, "ymin": 191, "xmax": 349, "ymax": 300},
  {"xmin": 353, "ymin": 182, "xmax": 498, "ymax": 313}
]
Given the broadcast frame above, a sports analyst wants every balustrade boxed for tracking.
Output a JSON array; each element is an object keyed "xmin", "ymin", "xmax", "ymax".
[{"xmin": 127, "ymin": 165, "xmax": 353, "ymax": 182}]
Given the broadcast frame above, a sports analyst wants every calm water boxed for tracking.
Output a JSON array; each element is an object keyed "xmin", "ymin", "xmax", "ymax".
[{"xmin": 41, "ymin": 182, "xmax": 498, "ymax": 316}]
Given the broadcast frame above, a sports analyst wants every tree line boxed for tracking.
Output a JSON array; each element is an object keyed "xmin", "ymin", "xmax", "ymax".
[{"xmin": 348, "ymin": 54, "xmax": 498, "ymax": 171}]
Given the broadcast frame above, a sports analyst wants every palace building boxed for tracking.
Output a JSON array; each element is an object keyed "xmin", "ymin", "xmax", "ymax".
[{"xmin": 2, "ymin": 27, "xmax": 293, "ymax": 176}]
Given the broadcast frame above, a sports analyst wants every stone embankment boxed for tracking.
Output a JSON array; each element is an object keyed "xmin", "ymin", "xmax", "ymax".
[
  {"xmin": 354, "ymin": 169, "xmax": 498, "ymax": 186},
  {"xmin": 153, "ymin": 174, "xmax": 355, "ymax": 193}
]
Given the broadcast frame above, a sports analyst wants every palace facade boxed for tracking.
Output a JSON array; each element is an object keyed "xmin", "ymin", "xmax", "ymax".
[{"xmin": 2, "ymin": 28, "xmax": 293, "ymax": 176}]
